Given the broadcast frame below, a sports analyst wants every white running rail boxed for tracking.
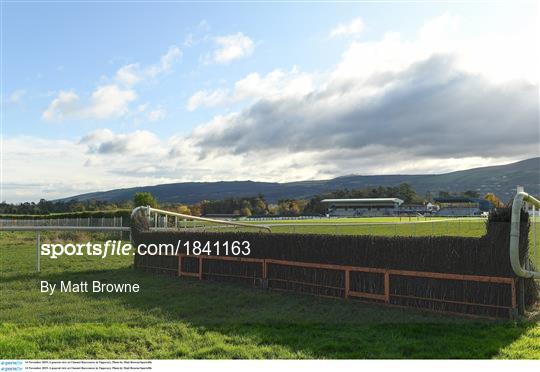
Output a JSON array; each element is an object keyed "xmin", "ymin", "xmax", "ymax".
[
  {"xmin": 131, "ymin": 206, "xmax": 272, "ymax": 233},
  {"xmin": 510, "ymin": 191, "xmax": 540, "ymax": 279}
]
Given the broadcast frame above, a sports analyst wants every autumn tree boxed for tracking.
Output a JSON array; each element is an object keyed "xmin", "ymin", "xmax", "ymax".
[
  {"xmin": 484, "ymin": 193, "xmax": 504, "ymax": 208},
  {"xmin": 241, "ymin": 207, "xmax": 252, "ymax": 217},
  {"xmin": 175, "ymin": 205, "xmax": 191, "ymax": 215}
]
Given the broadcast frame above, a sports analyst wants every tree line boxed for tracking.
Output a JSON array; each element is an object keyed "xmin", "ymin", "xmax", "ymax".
[
  {"xmin": 0, "ymin": 199, "xmax": 133, "ymax": 215},
  {"xmin": 1, "ymin": 183, "xmax": 504, "ymax": 217}
]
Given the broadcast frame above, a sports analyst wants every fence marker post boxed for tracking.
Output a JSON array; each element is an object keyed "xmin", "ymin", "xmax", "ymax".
[
  {"xmin": 198, "ymin": 257, "xmax": 203, "ymax": 280},
  {"xmin": 384, "ymin": 271, "xmax": 390, "ymax": 303},
  {"xmin": 119, "ymin": 216, "xmax": 123, "ymax": 238},
  {"xmin": 533, "ymin": 205, "xmax": 537, "ymax": 260},
  {"xmin": 36, "ymin": 231, "xmax": 41, "ymax": 273},
  {"xmin": 262, "ymin": 260, "xmax": 268, "ymax": 289},
  {"xmin": 344, "ymin": 269, "xmax": 350, "ymax": 299}
]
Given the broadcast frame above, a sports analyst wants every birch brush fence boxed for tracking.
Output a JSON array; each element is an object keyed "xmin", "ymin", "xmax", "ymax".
[{"xmin": 132, "ymin": 208, "xmax": 537, "ymax": 319}]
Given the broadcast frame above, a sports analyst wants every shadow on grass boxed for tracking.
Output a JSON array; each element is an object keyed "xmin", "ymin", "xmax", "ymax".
[{"xmin": 5, "ymin": 265, "xmax": 536, "ymax": 359}]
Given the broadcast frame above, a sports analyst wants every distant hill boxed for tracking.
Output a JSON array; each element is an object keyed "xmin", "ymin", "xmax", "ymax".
[{"xmin": 60, "ymin": 157, "xmax": 539, "ymax": 204}]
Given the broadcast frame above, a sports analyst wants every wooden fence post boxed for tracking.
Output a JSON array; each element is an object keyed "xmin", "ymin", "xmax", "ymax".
[
  {"xmin": 344, "ymin": 269, "xmax": 350, "ymax": 298},
  {"xmin": 198, "ymin": 257, "xmax": 203, "ymax": 280},
  {"xmin": 36, "ymin": 231, "xmax": 41, "ymax": 273},
  {"xmin": 262, "ymin": 260, "xmax": 268, "ymax": 289},
  {"xmin": 384, "ymin": 271, "xmax": 390, "ymax": 303},
  {"xmin": 510, "ymin": 278, "xmax": 518, "ymax": 319}
]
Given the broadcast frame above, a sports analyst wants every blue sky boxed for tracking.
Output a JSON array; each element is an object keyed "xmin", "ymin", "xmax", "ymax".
[{"xmin": 2, "ymin": 1, "xmax": 539, "ymax": 202}]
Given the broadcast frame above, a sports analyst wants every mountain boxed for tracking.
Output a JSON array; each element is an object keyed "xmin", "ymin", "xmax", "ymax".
[{"xmin": 60, "ymin": 157, "xmax": 539, "ymax": 204}]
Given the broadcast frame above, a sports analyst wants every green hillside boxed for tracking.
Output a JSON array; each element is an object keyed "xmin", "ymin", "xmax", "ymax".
[{"xmin": 59, "ymin": 157, "xmax": 539, "ymax": 204}]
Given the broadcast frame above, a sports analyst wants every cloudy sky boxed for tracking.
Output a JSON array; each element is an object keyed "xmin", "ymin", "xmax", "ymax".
[{"xmin": 2, "ymin": 2, "xmax": 539, "ymax": 202}]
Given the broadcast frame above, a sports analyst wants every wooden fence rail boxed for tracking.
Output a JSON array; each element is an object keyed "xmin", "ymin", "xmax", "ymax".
[{"xmin": 135, "ymin": 253, "xmax": 517, "ymax": 319}]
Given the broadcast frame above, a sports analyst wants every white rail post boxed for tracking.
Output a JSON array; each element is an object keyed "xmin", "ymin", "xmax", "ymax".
[
  {"xmin": 36, "ymin": 231, "xmax": 41, "ymax": 273},
  {"xmin": 509, "ymin": 189, "xmax": 540, "ymax": 315},
  {"xmin": 533, "ymin": 205, "xmax": 537, "ymax": 263}
]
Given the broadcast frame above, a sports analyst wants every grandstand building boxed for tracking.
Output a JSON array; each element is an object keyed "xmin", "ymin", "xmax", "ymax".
[
  {"xmin": 433, "ymin": 196, "xmax": 493, "ymax": 216},
  {"xmin": 321, "ymin": 198, "xmax": 404, "ymax": 217},
  {"xmin": 399, "ymin": 203, "xmax": 436, "ymax": 216}
]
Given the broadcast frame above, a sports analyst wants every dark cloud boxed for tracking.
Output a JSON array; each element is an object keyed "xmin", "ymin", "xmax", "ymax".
[{"xmin": 193, "ymin": 55, "xmax": 539, "ymax": 160}]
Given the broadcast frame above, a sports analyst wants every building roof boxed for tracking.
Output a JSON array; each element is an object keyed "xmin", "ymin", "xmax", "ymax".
[
  {"xmin": 321, "ymin": 198, "xmax": 404, "ymax": 206},
  {"xmin": 433, "ymin": 196, "xmax": 479, "ymax": 203}
]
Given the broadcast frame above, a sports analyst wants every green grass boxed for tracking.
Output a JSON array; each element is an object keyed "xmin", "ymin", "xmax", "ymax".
[
  {"xmin": 248, "ymin": 216, "xmax": 480, "ymax": 224},
  {"xmin": 529, "ymin": 219, "xmax": 540, "ymax": 270},
  {"xmin": 1, "ymin": 231, "xmax": 539, "ymax": 359},
  {"xmin": 263, "ymin": 219, "xmax": 487, "ymax": 237},
  {"xmin": 198, "ymin": 217, "xmax": 488, "ymax": 237}
]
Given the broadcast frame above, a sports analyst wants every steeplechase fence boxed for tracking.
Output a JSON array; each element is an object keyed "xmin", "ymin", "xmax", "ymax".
[{"xmin": 132, "ymin": 208, "xmax": 538, "ymax": 319}]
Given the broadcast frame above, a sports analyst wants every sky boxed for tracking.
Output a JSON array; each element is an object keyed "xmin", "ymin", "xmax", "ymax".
[{"xmin": 1, "ymin": 1, "xmax": 539, "ymax": 202}]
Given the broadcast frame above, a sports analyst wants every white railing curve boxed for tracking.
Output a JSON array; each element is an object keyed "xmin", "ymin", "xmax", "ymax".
[
  {"xmin": 131, "ymin": 206, "xmax": 272, "ymax": 233},
  {"xmin": 510, "ymin": 191, "xmax": 540, "ymax": 279}
]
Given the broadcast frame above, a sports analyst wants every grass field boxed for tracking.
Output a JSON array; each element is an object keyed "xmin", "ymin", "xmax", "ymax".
[
  {"xmin": 258, "ymin": 218, "xmax": 488, "ymax": 237},
  {"xmin": 1, "ymin": 229, "xmax": 539, "ymax": 359},
  {"xmin": 182, "ymin": 217, "xmax": 488, "ymax": 237}
]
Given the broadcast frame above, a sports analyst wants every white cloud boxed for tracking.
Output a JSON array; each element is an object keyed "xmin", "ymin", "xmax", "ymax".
[
  {"xmin": 186, "ymin": 12, "xmax": 538, "ymax": 171},
  {"xmin": 80, "ymin": 129, "xmax": 161, "ymax": 155},
  {"xmin": 198, "ymin": 20, "xmax": 211, "ymax": 32},
  {"xmin": 155, "ymin": 45, "xmax": 182, "ymax": 74},
  {"xmin": 418, "ymin": 12, "xmax": 461, "ymax": 44},
  {"xmin": 186, "ymin": 67, "xmax": 315, "ymax": 110},
  {"xmin": 42, "ymin": 85, "xmax": 136, "ymax": 122},
  {"xmin": 234, "ymin": 67, "xmax": 315, "ymax": 101},
  {"xmin": 2, "ymin": 134, "xmax": 179, "ymax": 202},
  {"xmin": 148, "ymin": 107, "xmax": 167, "ymax": 122},
  {"xmin": 8, "ymin": 89, "xmax": 26, "ymax": 103},
  {"xmin": 329, "ymin": 17, "xmax": 364, "ymax": 38},
  {"xmin": 186, "ymin": 89, "xmax": 229, "ymax": 111},
  {"xmin": 210, "ymin": 32, "xmax": 254, "ymax": 64},
  {"xmin": 42, "ymin": 90, "xmax": 80, "ymax": 121},
  {"xmin": 85, "ymin": 85, "xmax": 136, "ymax": 119},
  {"xmin": 115, "ymin": 45, "xmax": 182, "ymax": 86},
  {"xmin": 43, "ymin": 45, "xmax": 180, "ymax": 123},
  {"xmin": 115, "ymin": 64, "xmax": 142, "ymax": 86}
]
